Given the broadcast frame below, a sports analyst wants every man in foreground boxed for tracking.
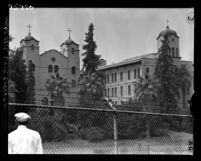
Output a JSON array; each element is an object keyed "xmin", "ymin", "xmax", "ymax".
[{"xmin": 8, "ymin": 112, "xmax": 43, "ymax": 154}]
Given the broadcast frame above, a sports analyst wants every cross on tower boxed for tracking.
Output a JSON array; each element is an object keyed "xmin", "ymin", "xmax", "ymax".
[
  {"xmin": 166, "ymin": 19, "xmax": 169, "ymax": 29},
  {"xmin": 27, "ymin": 24, "xmax": 32, "ymax": 35},
  {"xmin": 67, "ymin": 28, "xmax": 72, "ymax": 39}
]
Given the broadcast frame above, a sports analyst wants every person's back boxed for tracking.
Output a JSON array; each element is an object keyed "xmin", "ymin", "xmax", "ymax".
[{"xmin": 8, "ymin": 112, "xmax": 43, "ymax": 154}]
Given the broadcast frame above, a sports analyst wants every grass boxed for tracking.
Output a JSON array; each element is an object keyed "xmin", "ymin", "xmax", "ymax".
[{"xmin": 42, "ymin": 131, "xmax": 193, "ymax": 154}]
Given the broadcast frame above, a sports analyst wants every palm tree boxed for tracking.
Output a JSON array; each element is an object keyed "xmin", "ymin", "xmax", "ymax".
[
  {"xmin": 46, "ymin": 73, "xmax": 70, "ymax": 107},
  {"xmin": 134, "ymin": 74, "xmax": 158, "ymax": 142},
  {"xmin": 79, "ymin": 71, "xmax": 105, "ymax": 105},
  {"xmin": 176, "ymin": 64, "xmax": 192, "ymax": 110}
]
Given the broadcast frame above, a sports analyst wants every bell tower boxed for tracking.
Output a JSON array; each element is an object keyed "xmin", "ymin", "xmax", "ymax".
[{"xmin": 157, "ymin": 20, "xmax": 180, "ymax": 58}]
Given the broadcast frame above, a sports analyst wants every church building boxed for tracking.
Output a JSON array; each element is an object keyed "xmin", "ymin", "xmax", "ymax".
[{"xmin": 20, "ymin": 27, "xmax": 80, "ymax": 106}]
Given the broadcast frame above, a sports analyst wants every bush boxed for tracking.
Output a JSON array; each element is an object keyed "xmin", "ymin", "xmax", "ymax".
[{"xmin": 78, "ymin": 127, "xmax": 105, "ymax": 142}]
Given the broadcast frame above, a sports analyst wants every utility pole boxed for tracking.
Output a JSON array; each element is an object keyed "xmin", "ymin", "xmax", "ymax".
[{"xmin": 104, "ymin": 96, "xmax": 118, "ymax": 154}]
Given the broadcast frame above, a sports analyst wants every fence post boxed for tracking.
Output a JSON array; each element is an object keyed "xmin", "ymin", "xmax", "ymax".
[{"xmin": 114, "ymin": 112, "xmax": 118, "ymax": 154}]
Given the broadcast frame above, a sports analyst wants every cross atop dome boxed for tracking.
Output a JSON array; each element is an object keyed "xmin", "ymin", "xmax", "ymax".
[
  {"xmin": 27, "ymin": 24, "xmax": 32, "ymax": 35},
  {"xmin": 166, "ymin": 19, "xmax": 169, "ymax": 29},
  {"xmin": 67, "ymin": 28, "xmax": 72, "ymax": 39}
]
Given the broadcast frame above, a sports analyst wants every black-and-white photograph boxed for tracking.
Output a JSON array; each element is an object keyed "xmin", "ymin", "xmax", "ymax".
[{"xmin": 8, "ymin": 8, "xmax": 194, "ymax": 154}]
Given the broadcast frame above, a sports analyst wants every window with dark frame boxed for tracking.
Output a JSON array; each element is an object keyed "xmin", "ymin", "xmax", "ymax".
[
  {"xmin": 120, "ymin": 86, "xmax": 123, "ymax": 96},
  {"xmin": 48, "ymin": 65, "xmax": 53, "ymax": 73},
  {"xmin": 54, "ymin": 65, "xmax": 59, "ymax": 73},
  {"xmin": 120, "ymin": 72, "xmax": 123, "ymax": 81},
  {"xmin": 72, "ymin": 48, "xmax": 75, "ymax": 54},
  {"xmin": 128, "ymin": 85, "xmax": 131, "ymax": 95},
  {"xmin": 138, "ymin": 68, "xmax": 140, "ymax": 77},
  {"xmin": 134, "ymin": 69, "xmax": 136, "ymax": 78},
  {"xmin": 71, "ymin": 66, "xmax": 76, "ymax": 74},
  {"xmin": 128, "ymin": 70, "xmax": 130, "ymax": 80},
  {"xmin": 115, "ymin": 87, "xmax": 117, "ymax": 96}
]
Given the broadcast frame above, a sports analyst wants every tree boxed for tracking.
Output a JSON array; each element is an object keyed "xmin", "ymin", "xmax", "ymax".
[
  {"xmin": 26, "ymin": 60, "xmax": 35, "ymax": 104},
  {"xmin": 154, "ymin": 34, "xmax": 179, "ymax": 113},
  {"xmin": 9, "ymin": 48, "xmax": 28, "ymax": 104},
  {"xmin": 134, "ymin": 74, "xmax": 158, "ymax": 140},
  {"xmin": 80, "ymin": 23, "xmax": 105, "ymax": 104},
  {"xmin": 82, "ymin": 23, "xmax": 101, "ymax": 74},
  {"xmin": 46, "ymin": 73, "xmax": 70, "ymax": 107},
  {"xmin": 176, "ymin": 64, "xmax": 192, "ymax": 110}
]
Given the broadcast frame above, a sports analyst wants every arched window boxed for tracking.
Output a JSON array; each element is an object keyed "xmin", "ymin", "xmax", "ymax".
[
  {"xmin": 138, "ymin": 68, "xmax": 140, "ymax": 77},
  {"xmin": 54, "ymin": 65, "xmax": 59, "ymax": 73},
  {"xmin": 72, "ymin": 80, "xmax": 76, "ymax": 88},
  {"xmin": 128, "ymin": 70, "xmax": 130, "ymax": 80},
  {"xmin": 120, "ymin": 86, "xmax": 123, "ymax": 96},
  {"xmin": 176, "ymin": 48, "xmax": 179, "ymax": 57},
  {"xmin": 71, "ymin": 66, "xmax": 76, "ymax": 74},
  {"xmin": 115, "ymin": 87, "xmax": 117, "ymax": 96},
  {"xmin": 120, "ymin": 72, "xmax": 123, "ymax": 81},
  {"xmin": 134, "ymin": 69, "xmax": 137, "ymax": 78},
  {"xmin": 31, "ymin": 44, "xmax": 34, "ymax": 50},
  {"xmin": 108, "ymin": 88, "xmax": 110, "ymax": 96},
  {"xmin": 172, "ymin": 48, "xmax": 175, "ymax": 57},
  {"xmin": 72, "ymin": 48, "xmax": 75, "ymax": 54},
  {"xmin": 48, "ymin": 65, "xmax": 53, "ymax": 73},
  {"xmin": 32, "ymin": 64, "xmax": 35, "ymax": 71},
  {"xmin": 128, "ymin": 85, "xmax": 131, "ymax": 95},
  {"xmin": 146, "ymin": 67, "xmax": 149, "ymax": 74}
]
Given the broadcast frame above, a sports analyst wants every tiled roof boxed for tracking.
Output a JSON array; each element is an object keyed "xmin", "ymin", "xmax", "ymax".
[{"xmin": 98, "ymin": 53, "xmax": 158, "ymax": 70}]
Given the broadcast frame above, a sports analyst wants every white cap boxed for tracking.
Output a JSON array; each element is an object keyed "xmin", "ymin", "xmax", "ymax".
[{"xmin": 14, "ymin": 112, "xmax": 31, "ymax": 122}]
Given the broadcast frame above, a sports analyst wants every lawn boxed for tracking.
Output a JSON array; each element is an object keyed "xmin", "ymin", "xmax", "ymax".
[{"xmin": 42, "ymin": 131, "xmax": 193, "ymax": 155}]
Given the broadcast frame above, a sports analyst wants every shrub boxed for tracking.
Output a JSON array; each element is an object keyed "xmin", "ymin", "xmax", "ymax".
[{"xmin": 78, "ymin": 127, "xmax": 105, "ymax": 142}]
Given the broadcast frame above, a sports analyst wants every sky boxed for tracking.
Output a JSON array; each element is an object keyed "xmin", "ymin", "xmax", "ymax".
[{"xmin": 9, "ymin": 8, "xmax": 194, "ymax": 67}]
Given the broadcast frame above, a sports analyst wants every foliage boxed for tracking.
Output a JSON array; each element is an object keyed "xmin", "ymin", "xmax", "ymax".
[
  {"xmin": 78, "ymin": 127, "xmax": 105, "ymax": 142},
  {"xmin": 154, "ymin": 34, "xmax": 179, "ymax": 113},
  {"xmin": 46, "ymin": 73, "xmax": 70, "ymax": 106},
  {"xmin": 9, "ymin": 48, "xmax": 28, "ymax": 104},
  {"xmin": 26, "ymin": 60, "xmax": 35, "ymax": 104},
  {"xmin": 82, "ymin": 23, "xmax": 101, "ymax": 74},
  {"xmin": 176, "ymin": 64, "xmax": 192, "ymax": 109}
]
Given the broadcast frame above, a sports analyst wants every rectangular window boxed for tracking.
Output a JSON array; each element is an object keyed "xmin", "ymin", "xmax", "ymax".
[
  {"xmin": 112, "ymin": 88, "xmax": 114, "ymax": 97},
  {"xmin": 115, "ymin": 87, "xmax": 117, "ymax": 96},
  {"xmin": 128, "ymin": 85, "xmax": 131, "ymax": 95},
  {"xmin": 120, "ymin": 86, "xmax": 123, "ymax": 96},
  {"xmin": 112, "ymin": 73, "xmax": 114, "ymax": 83},
  {"xmin": 176, "ymin": 48, "xmax": 179, "ymax": 57},
  {"xmin": 134, "ymin": 69, "xmax": 136, "ymax": 78},
  {"xmin": 108, "ymin": 88, "xmax": 110, "ymax": 96},
  {"xmin": 107, "ymin": 74, "xmax": 110, "ymax": 83},
  {"xmin": 128, "ymin": 70, "xmax": 130, "ymax": 80},
  {"xmin": 146, "ymin": 67, "xmax": 149, "ymax": 74},
  {"xmin": 115, "ymin": 73, "xmax": 117, "ymax": 82},
  {"xmin": 120, "ymin": 72, "xmax": 123, "ymax": 81},
  {"xmin": 138, "ymin": 68, "xmax": 140, "ymax": 77}
]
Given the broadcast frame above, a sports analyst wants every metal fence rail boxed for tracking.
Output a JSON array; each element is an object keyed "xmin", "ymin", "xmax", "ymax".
[{"xmin": 7, "ymin": 103, "xmax": 193, "ymax": 155}]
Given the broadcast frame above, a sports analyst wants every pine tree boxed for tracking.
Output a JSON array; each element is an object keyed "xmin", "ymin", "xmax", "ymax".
[
  {"xmin": 80, "ymin": 23, "xmax": 105, "ymax": 104},
  {"xmin": 82, "ymin": 23, "xmax": 101, "ymax": 74},
  {"xmin": 154, "ymin": 34, "xmax": 179, "ymax": 113}
]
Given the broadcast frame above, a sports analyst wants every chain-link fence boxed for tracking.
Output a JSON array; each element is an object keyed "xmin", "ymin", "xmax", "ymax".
[{"xmin": 7, "ymin": 103, "xmax": 193, "ymax": 154}]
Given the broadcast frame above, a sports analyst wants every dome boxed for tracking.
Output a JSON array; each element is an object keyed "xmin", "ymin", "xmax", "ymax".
[
  {"xmin": 65, "ymin": 37, "xmax": 74, "ymax": 45},
  {"xmin": 157, "ymin": 26, "xmax": 179, "ymax": 40},
  {"xmin": 61, "ymin": 37, "xmax": 79, "ymax": 46},
  {"xmin": 20, "ymin": 34, "xmax": 39, "ymax": 43}
]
